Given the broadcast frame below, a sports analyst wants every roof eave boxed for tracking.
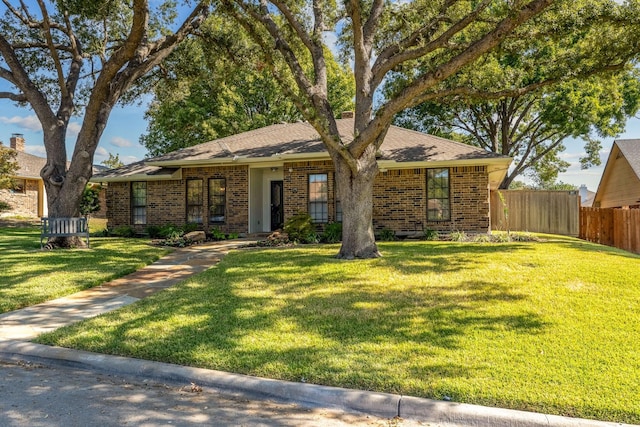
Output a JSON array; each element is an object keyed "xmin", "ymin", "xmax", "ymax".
[{"xmin": 89, "ymin": 168, "xmax": 183, "ymax": 183}]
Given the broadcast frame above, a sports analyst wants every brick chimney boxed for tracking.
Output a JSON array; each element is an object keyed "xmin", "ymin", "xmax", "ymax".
[{"xmin": 10, "ymin": 133, "xmax": 25, "ymax": 152}]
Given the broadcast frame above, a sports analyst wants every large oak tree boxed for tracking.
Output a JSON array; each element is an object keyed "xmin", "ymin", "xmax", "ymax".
[
  {"xmin": 216, "ymin": 0, "xmax": 639, "ymax": 259},
  {"xmin": 0, "ymin": 0, "xmax": 209, "ymax": 246}
]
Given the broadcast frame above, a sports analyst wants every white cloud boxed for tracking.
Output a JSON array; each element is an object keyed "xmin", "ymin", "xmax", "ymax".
[
  {"xmin": 121, "ymin": 155, "xmax": 139, "ymax": 164},
  {"xmin": 0, "ymin": 115, "xmax": 42, "ymax": 131},
  {"xmin": 94, "ymin": 146, "xmax": 109, "ymax": 160},
  {"xmin": 67, "ymin": 122, "xmax": 81, "ymax": 137},
  {"xmin": 25, "ymin": 145, "xmax": 46, "ymax": 157},
  {"xmin": 110, "ymin": 136, "xmax": 133, "ymax": 148}
]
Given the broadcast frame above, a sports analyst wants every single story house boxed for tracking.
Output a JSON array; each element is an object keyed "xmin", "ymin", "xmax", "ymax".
[
  {"xmin": 92, "ymin": 118, "xmax": 512, "ymax": 236},
  {"xmin": 0, "ymin": 134, "xmax": 47, "ymax": 218},
  {"xmin": 593, "ymin": 139, "xmax": 640, "ymax": 209}
]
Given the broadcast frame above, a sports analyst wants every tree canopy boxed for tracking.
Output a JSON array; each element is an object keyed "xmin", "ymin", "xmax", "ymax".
[
  {"xmin": 141, "ymin": 15, "xmax": 354, "ymax": 156},
  {"xmin": 0, "ymin": 143, "xmax": 18, "ymax": 190},
  {"xmin": 390, "ymin": 2, "xmax": 640, "ymax": 188},
  {"xmin": 0, "ymin": 0, "xmax": 209, "ymax": 246},
  {"xmin": 214, "ymin": 0, "xmax": 640, "ymax": 258}
]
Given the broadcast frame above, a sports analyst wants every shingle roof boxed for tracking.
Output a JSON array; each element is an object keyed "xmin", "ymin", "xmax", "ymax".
[
  {"xmin": 615, "ymin": 139, "xmax": 640, "ymax": 179},
  {"xmin": 147, "ymin": 118, "xmax": 503, "ymax": 165},
  {"xmin": 94, "ymin": 118, "xmax": 510, "ymax": 182},
  {"xmin": 14, "ymin": 151, "xmax": 47, "ymax": 179}
]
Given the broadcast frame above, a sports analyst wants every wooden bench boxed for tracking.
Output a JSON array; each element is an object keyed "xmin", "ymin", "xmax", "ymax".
[{"xmin": 41, "ymin": 217, "xmax": 90, "ymax": 249}]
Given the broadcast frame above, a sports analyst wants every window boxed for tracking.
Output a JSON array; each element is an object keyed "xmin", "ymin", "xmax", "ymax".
[
  {"xmin": 186, "ymin": 179, "xmax": 203, "ymax": 224},
  {"xmin": 427, "ymin": 168, "xmax": 450, "ymax": 221},
  {"xmin": 131, "ymin": 182, "xmax": 147, "ymax": 225},
  {"xmin": 209, "ymin": 178, "xmax": 226, "ymax": 223},
  {"xmin": 308, "ymin": 173, "xmax": 328, "ymax": 223}
]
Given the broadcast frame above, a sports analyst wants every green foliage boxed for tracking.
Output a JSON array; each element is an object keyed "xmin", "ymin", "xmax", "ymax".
[
  {"xmin": 378, "ymin": 228, "xmax": 396, "ymax": 241},
  {"xmin": 449, "ymin": 231, "xmax": 467, "ymax": 242},
  {"xmin": 321, "ymin": 222, "xmax": 342, "ymax": 243},
  {"xmin": 79, "ymin": 185, "xmax": 101, "ymax": 217},
  {"xmin": 284, "ymin": 213, "xmax": 317, "ymax": 243},
  {"xmin": 111, "ymin": 225, "xmax": 135, "ymax": 238},
  {"xmin": 101, "ymin": 153, "xmax": 124, "ymax": 169},
  {"xmin": 390, "ymin": 1, "xmax": 640, "ymax": 188},
  {"xmin": 141, "ymin": 16, "xmax": 355, "ymax": 156},
  {"xmin": 0, "ymin": 145, "xmax": 18, "ymax": 190},
  {"xmin": 183, "ymin": 222, "xmax": 198, "ymax": 233},
  {"xmin": 422, "ymin": 229, "xmax": 440, "ymax": 241},
  {"xmin": 210, "ymin": 228, "xmax": 227, "ymax": 240},
  {"xmin": 0, "ymin": 201, "xmax": 11, "ymax": 212}
]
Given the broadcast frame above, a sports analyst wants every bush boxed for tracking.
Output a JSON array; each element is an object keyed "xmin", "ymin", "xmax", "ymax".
[
  {"xmin": 321, "ymin": 222, "xmax": 342, "ymax": 243},
  {"xmin": 449, "ymin": 230, "xmax": 467, "ymax": 242},
  {"xmin": 145, "ymin": 225, "xmax": 162, "ymax": 238},
  {"xmin": 378, "ymin": 228, "xmax": 396, "ymax": 241},
  {"xmin": 111, "ymin": 225, "xmax": 135, "ymax": 238},
  {"xmin": 473, "ymin": 233, "xmax": 491, "ymax": 243},
  {"xmin": 284, "ymin": 213, "xmax": 317, "ymax": 243},
  {"xmin": 423, "ymin": 229, "xmax": 439, "ymax": 241},
  {"xmin": 210, "ymin": 228, "xmax": 226, "ymax": 240},
  {"xmin": 183, "ymin": 222, "xmax": 199, "ymax": 233},
  {"xmin": 0, "ymin": 201, "xmax": 11, "ymax": 212}
]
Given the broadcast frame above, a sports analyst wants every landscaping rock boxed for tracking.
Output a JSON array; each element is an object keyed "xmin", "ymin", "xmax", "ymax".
[{"xmin": 184, "ymin": 231, "xmax": 206, "ymax": 243}]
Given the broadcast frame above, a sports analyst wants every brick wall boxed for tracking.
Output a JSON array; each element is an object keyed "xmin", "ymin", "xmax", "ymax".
[
  {"xmin": 0, "ymin": 179, "xmax": 40, "ymax": 217},
  {"xmin": 106, "ymin": 165, "xmax": 249, "ymax": 233},
  {"xmin": 105, "ymin": 163, "xmax": 490, "ymax": 235}
]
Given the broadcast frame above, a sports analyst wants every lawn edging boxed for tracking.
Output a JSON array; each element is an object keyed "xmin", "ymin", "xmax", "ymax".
[{"xmin": 0, "ymin": 340, "xmax": 631, "ymax": 427}]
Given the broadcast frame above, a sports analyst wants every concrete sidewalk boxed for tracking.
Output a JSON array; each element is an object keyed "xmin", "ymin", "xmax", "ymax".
[{"xmin": 0, "ymin": 240, "xmax": 634, "ymax": 427}]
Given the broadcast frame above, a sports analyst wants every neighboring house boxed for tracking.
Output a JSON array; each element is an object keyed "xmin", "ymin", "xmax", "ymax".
[
  {"xmin": 593, "ymin": 139, "xmax": 640, "ymax": 209},
  {"xmin": 0, "ymin": 133, "xmax": 108, "ymax": 219},
  {"xmin": 92, "ymin": 118, "xmax": 512, "ymax": 236},
  {"xmin": 0, "ymin": 134, "xmax": 47, "ymax": 218}
]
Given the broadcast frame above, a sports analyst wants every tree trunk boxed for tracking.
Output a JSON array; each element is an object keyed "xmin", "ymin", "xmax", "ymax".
[
  {"xmin": 333, "ymin": 148, "xmax": 381, "ymax": 259},
  {"xmin": 41, "ymin": 126, "xmax": 93, "ymax": 248}
]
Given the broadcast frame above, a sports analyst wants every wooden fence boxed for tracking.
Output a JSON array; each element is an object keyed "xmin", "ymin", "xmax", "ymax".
[
  {"xmin": 490, "ymin": 190, "xmax": 580, "ymax": 236},
  {"xmin": 579, "ymin": 207, "xmax": 640, "ymax": 254}
]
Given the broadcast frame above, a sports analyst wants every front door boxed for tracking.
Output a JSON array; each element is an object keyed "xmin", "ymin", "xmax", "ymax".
[{"xmin": 270, "ymin": 180, "xmax": 284, "ymax": 230}]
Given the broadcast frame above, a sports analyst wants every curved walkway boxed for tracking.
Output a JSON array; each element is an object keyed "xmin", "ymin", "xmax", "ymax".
[
  {"xmin": 0, "ymin": 240, "xmax": 633, "ymax": 427},
  {"xmin": 0, "ymin": 239, "xmax": 252, "ymax": 341}
]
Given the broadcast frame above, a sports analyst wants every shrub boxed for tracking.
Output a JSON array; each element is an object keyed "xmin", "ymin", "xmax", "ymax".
[
  {"xmin": 145, "ymin": 225, "xmax": 162, "ymax": 238},
  {"xmin": 210, "ymin": 228, "xmax": 227, "ymax": 240},
  {"xmin": 158, "ymin": 224, "xmax": 182, "ymax": 239},
  {"xmin": 423, "ymin": 229, "xmax": 439, "ymax": 241},
  {"xmin": 378, "ymin": 228, "xmax": 396, "ymax": 241},
  {"xmin": 111, "ymin": 225, "xmax": 135, "ymax": 238},
  {"xmin": 510, "ymin": 232, "xmax": 540, "ymax": 242},
  {"xmin": 449, "ymin": 230, "xmax": 467, "ymax": 242},
  {"xmin": 474, "ymin": 233, "xmax": 491, "ymax": 243},
  {"xmin": 490, "ymin": 232, "xmax": 511, "ymax": 243},
  {"xmin": 284, "ymin": 213, "xmax": 316, "ymax": 243},
  {"xmin": 0, "ymin": 201, "xmax": 11, "ymax": 212},
  {"xmin": 321, "ymin": 222, "xmax": 342, "ymax": 243}
]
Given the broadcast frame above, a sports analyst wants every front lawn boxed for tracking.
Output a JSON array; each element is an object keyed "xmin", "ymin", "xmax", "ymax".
[
  {"xmin": 36, "ymin": 236, "xmax": 640, "ymax": 423},
  {"xmin": 0, "ymin": 226, "xmax": 169, "ymax": 313}
]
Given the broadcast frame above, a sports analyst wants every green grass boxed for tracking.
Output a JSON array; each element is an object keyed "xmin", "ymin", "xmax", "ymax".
[
  {"xmin": 0, "ymin": 226, "xmax": 169, "ymax": 313},
  {"xmin": 36, "ymin": 236, "xmax": 640, "ymax": 423}
]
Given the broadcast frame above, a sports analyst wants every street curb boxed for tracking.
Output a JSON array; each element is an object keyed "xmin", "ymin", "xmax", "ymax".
[{"xmin": 0, "ymin": 340, "xmax": 634, "ymax": 427}]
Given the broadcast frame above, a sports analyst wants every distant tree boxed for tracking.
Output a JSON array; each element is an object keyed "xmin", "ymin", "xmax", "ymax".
[
  {"xmin": 79, "ymin": 185, "xmax": 101, "ymax": 217},
  {"xmin": 141, "ymin": 16, "xmax": 354, "ymax": 156},
  {"xmin": 102, "ymin": 153, "xmax": 124, "ymax": 169},
  {"xmin": 0, "ymin": 144, "xmax": 18, "ymax": 189},
  {"xmin": 0, "ymin": 1, "xmax": 209, "ymax": 247},
  {"xmin": 393, "ymin": 52, "xmax": 640, "ymax": 190}
]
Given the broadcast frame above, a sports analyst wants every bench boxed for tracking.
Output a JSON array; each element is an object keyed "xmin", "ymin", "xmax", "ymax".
[{"xmin": 41, "ymin": 217, "xmax": 90, "ymax": 249}]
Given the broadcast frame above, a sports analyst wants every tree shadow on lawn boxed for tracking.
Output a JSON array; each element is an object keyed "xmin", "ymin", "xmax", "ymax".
[
  {"xmin": 376, "ymin": 241, "xmax": 535, "ymax": 274},
  {"xmin": 0, "ymin": 239, "xmax": 163, "ymax": 313},
  {"xmin": 41, "ymin": 248, "xmax": 547, "ymax": 396}
]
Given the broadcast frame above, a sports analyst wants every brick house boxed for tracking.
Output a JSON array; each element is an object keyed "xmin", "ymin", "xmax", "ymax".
[
  {"xmin": 0, "ymin": 133, "xmax": 107, "ymax": 219},
  {"xmin": 0, "ymin": 134, "xmax": 47, "ymax": 218},
  {"xmin": 93, "ymin": 118, "xmax": 512, "ymax": 236}
]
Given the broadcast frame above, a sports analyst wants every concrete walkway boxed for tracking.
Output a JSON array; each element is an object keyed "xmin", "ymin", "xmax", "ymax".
[{"xmin": 0, "ymin": 240, "xmax": 634, "ymax": 427}]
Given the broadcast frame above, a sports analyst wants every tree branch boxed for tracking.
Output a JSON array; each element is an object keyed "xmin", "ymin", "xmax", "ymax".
[{"xmin": 0, "ymin": 91, "xmax": 27, "ymax": 101}]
